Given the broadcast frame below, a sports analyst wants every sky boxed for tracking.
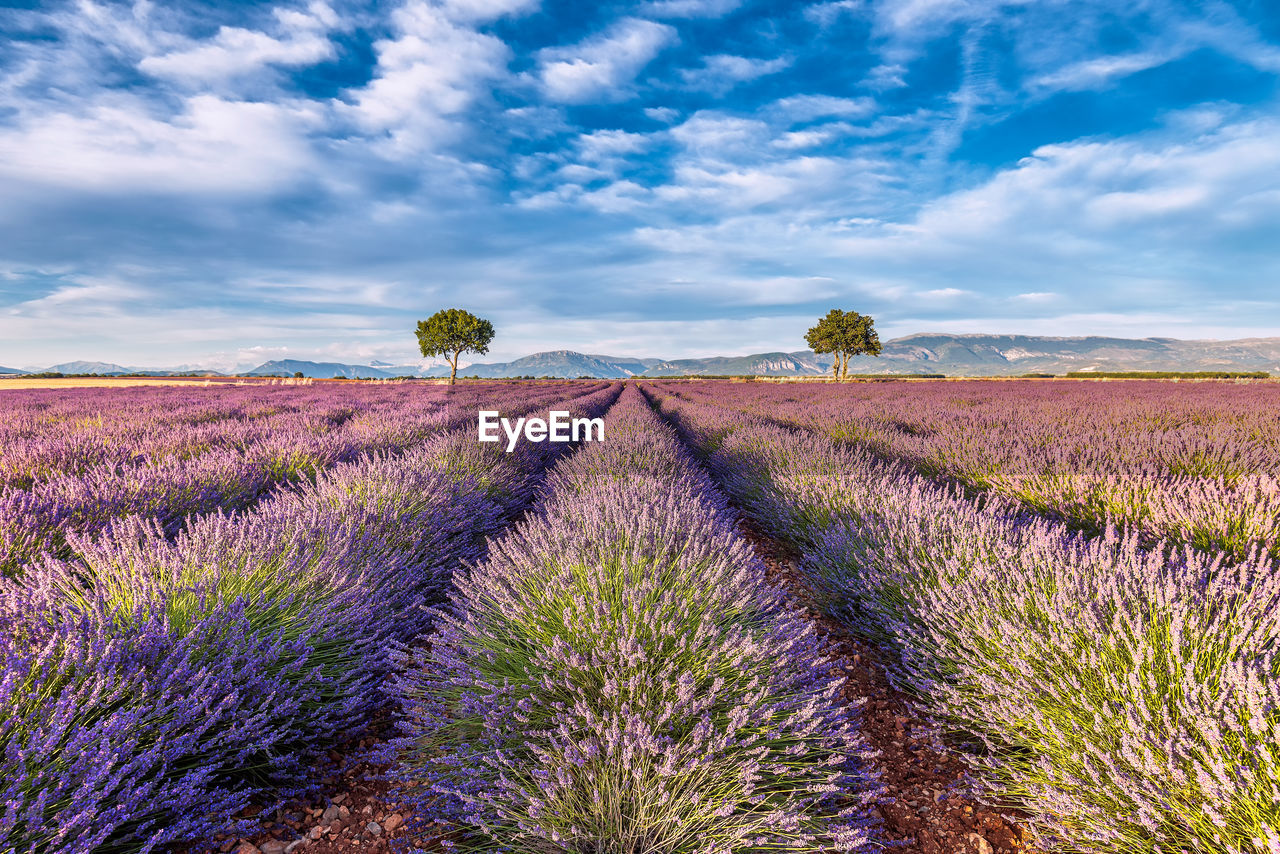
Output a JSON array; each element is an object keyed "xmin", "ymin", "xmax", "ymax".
[{"xmin": 1, "ymin": 0, "xmax": 1278, "ymax": 370}]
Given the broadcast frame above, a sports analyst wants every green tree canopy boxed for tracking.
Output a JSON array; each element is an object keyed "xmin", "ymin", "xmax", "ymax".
[
  {"xmin": 415, "ymin": 308, "xmax": 495, "ymax": 385},
  {"xmin": 804, "ymin": 309, "xmax": 881, "ymax": 380}
]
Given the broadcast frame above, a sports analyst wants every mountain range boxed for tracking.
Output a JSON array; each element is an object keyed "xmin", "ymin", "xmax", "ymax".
[
  {"xmin": 244, "ymin": 359, "xmax": 397, "ymax": 379},
  {"xmin": 3, "ymin": 335, "xmax": 1279, "ymax": 379}
]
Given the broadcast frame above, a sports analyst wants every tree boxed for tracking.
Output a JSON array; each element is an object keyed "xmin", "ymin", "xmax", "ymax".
[
  {"xmin": 415, "ymin": 308, "xmax": 495, "ymax": 385},
  {"xmin": 805, "ymin": 309, "xmax": 841, "ymax": 379},
  {"xmin": 805, "ymin": 309, "xmax": 882, "ymax": 380}
]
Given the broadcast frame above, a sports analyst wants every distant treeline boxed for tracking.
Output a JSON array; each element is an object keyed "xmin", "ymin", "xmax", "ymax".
[{"xmin": 1065, "ymin": 370, "xmax": 1271, "ymax": 379}]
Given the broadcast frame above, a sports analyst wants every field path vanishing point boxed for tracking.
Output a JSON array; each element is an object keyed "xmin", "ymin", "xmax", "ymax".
[{"xmin": 197, "ymin": 381, "xmax": 1028, "ymax": 854}]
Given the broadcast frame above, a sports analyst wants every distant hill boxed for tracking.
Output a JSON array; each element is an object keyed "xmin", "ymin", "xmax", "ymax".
[
  {"xmin": 244, "ymin": 359, "xmax": 395, "ymax": 379},
  {"xmin": 43, "ymin": 360, "xmax": 133, "ymax": 375},
  {"xmin": 0, "ymin": 366, "xmax": 22, "ymax": 375},
  {"xmin": 434, "ymin": 350, "xmax": 661, "ymax": 378},
  {"xmin": 19, "ymin": 335, "xmax": 1280, "ymax": 381},
  {"xmin": 643, "ymin": 351, "xmax": 828, "ymax": 376},
  {"xmin": 649, "ymin": 335, "xmax": 1280, "ymax": 377},
  {"xmin": 833, "ymin": 334, "xmax": 1280, "ymax": 376}
]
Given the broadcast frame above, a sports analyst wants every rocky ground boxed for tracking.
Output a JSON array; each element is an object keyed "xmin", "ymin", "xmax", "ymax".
[{"xmin": 205, "ymin": 740, "xmax": 418, "ymax": 854}]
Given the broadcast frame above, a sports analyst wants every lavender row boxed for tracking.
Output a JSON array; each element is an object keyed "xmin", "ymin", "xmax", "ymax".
[
  {"xmin": 644, "ymin": 384, "xmax": 1280, "ymax": 854},
  {"xmin": 0, "ymin": 382, "xmax": 584, "ymax": 575},
  {"xmin": 650, "ymin": 380, "xmax": 1280, "ymax": 559},
  {"xmin": 0, "ymin": 384, "xmax": 423, "ymax": 491},
  {"xmin": 0, "ymin": 382, "xmax": 621, "ymax": 854},
  {"xmin": 394, "ymin": 385, "xmax": 883, "ymax": 852}
]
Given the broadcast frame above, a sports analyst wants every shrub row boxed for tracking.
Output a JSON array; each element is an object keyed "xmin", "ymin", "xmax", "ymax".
[
  {"xmin": 648, "ymin": 379, "xmax": 1280, "ymax": 560},
  {"xmin": 395, "ymin": 385, "xmax": 883, "ymax": 852}
]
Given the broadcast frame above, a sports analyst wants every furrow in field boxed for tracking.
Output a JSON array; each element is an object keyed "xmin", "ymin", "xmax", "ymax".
[
  {"xmin": 640, "ymin": 385, "xmax": 1029, "ymax": 853},
  {"xmin": 389, "ymin": 384, "xmax": 882, "ymax": 852},
  {"xmin": 0, "ymin": 382, "xmax": 621, "ymax": 854},
  {"xmin": 739, "ymin": 527, "xmax": 1029, "ymax": 854}
]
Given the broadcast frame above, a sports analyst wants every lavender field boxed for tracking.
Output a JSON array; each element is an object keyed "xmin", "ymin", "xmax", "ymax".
[{"xmin": 1, "ymin": 378, "xmax": 1276, "ymax": 854}]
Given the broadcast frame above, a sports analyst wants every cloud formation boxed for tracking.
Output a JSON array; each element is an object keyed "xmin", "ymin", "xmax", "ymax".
[{"xmin": 0, "ymin": 0, "xmax": 1277, "ymax": 368}]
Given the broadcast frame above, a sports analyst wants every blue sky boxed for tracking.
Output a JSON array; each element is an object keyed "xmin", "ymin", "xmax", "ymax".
[{"xmin": 1, "ymin": 0, "xmax": 1278, "ymax": 369}]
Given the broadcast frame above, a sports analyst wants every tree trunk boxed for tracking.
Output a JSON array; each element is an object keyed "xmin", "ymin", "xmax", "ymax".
[
  {"xmin": 831, "ymin": 354, "xmax": 839, "ymax": 380},
  {"xmin": 841, "ymin": 352, "xmax": 849, "ymax": 380},
  {"xmin": 448, "ymin": 353, "xmax": 459, "ymax": 386}
]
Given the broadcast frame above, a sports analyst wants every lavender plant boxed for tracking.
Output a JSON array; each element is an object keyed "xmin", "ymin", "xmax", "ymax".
[
  {"xmin": 651, "ymin": 379, "xmax": 1280, "ymax": 559},
  {"xmin": 645, "ymin": 383, "xmax": 1280, "ymax": 854},
  {"xmin": 396, "ymin": 387, "xmax": 882, "ymax": 853},
  {"xmin": 0, "ymin": 382, "xmax": 620, "ymax": 853},
  {"xmin": 0, "ymin": 380, "xmax": 598, "ymax": 575}
]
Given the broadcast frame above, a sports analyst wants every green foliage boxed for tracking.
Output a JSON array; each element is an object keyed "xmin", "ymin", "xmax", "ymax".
[
  {"xmin": 804, "ymin": 310, "xmax": 882, "ymax": 380},
  {"xmin": 415, "ymin": 308, "xmax": 495, "ymax": 385}
]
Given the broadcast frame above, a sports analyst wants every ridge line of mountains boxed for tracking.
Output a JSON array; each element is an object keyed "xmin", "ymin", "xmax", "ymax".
[{"xmin": 6, "ymin": 333, "xmax": 1280, "ymax": 379}]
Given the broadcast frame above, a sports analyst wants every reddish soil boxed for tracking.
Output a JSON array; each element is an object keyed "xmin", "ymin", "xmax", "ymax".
[
  {"xmin": 741, "ymin": 525, "xmax": 1034, "ymax": 854},
  {"xmin": 196, "ymin": 724, "xmax": 429, "ymax": 854}
]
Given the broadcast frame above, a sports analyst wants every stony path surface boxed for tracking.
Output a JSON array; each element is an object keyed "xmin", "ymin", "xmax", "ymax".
[
  {"xmin": 201, "ymin": 724, "xmax": 422, "ymax": 854},
  {"xmin": 741, "ymin": 525, "xmax": 1033, "ymax": 854}
]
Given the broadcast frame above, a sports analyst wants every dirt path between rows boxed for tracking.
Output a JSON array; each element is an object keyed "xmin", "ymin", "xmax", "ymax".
[
  {"xmin": 194, "ymin": 714, "xmax": 425, "ymax": 854},
  {"xmin": 740, "ymin": 524, "xmax": 1033, "ymax": 854}
]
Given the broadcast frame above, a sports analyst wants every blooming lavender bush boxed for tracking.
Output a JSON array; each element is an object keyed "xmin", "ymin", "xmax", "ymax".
[
  {"xmin": 0, "ymin": 380, "xmax": 598, "ymax": 575},
  {"xmin": 651, "ymin": 379, "xmax": 1280, "ymax": 559},
  {"xmin": 0, "ymin": 382, "xmax": 619, "ymax": 853},
  {"xmin": 396, "ymin": 387, "xmax": 882, "ymax": 853},
  {"xmin": 646, "ymin": 384, "xmax": 1280, "ymax": 854}
]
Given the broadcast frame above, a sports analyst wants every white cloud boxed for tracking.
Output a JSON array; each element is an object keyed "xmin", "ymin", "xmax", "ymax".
[
  {"xmin": 1030, "ymin": 51, "xmax": 1172, "ymax": 92},
  {"xmin": 770, "ymin": 94, "xmax": 877, "ymax": 122},
  {"xmin": 575, "ymin": 129, "xmax": 652, "ymax": 161},
  {"xmin": 873, "ymin": 0, "xmax": 1009, "ymax": 37},
  {"xmin": 920, "ymin": 287, "xmax": 971, "ymax": 299},
  {"xmin": 139, "ymin": 3, "xmax": 337, "ymax": 84},
  {"xmin": 340, "ymin": 1, "xmax": 513, "ymax": 155},
  {"xmin": 579, "ymin": 180, "xmax": 651, "ymax": 213},
  {"xmin": 669, "ymin": 113, "xmax": 770, "ymax": 157},
  {"xmin": 0, "ymin": 94, "xmax": 320, "ymax": 193},
  {"xmin": 679, "ymin": 54, "xmax": 791, "ymax": 93},
  {"xmin": 805, "ymin": 1, "xmax": 864, "ymax": 26},
  {"xmin": 655, "ymin": 157, "xmax": 851, "ymax": 211},
  {"xmin": 432, "ymin": 0, "xmax": 540, "ymax": 23},
  {"xmin": 901, "ymin": 116, "xmax": 1280, "ymax": 245},
  {"xmin": 537, "ymin": 18, "xmax": 676, "ymax": 103},
  {"xmin": 772, "ymin": 125, "xmax": 844, "ymax": 149},
  {"xmin": 644, "ymin": 106, "xmax": 680, "ymax": 122}
]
